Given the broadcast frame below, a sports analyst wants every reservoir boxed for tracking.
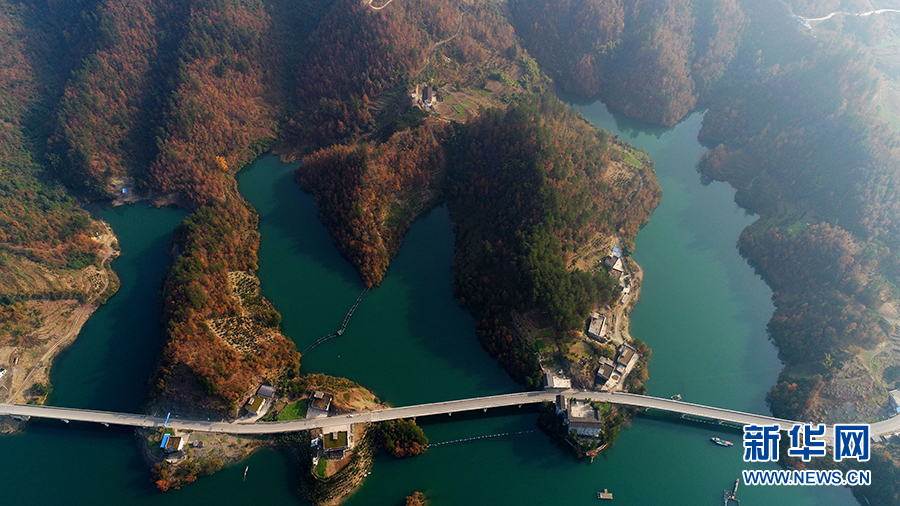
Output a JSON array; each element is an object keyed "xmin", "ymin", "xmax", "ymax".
[{"xmin": 0, "ymin": 100, "xmax": 859, "ymax": 505}]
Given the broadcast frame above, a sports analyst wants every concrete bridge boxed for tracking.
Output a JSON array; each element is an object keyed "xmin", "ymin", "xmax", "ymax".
[{"xmin": 2, "ymin": 390, "xmax": 898, "ymax": 439}]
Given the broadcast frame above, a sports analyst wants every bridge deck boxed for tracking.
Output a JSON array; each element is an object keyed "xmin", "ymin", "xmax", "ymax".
[{"xmin": 2, "ymin": 390, "xmax": 896, "ymax": 438}]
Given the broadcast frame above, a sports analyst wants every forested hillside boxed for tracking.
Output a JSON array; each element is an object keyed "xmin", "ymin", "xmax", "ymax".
[
  {"xmin": 52, "ymin": 0, "xmax": 286, "ymax": 205},
  {"xmin": 296, "ymin": 120, "xmax": 449, "ymax": 286},
  {"xmin": 0, "ymin": 2, "xmax": 99, "ymax": 267},
  {"xmin": 447, "ymin": 95, "xmax": 660, "ymax": 385},
  {"xmin": 510, "ymin": 0, "xmax": 746, "ymax": 125},
  {"xmin": 155, "ymin": 199, "xmax": 297, "ymax": 409},
  {"xmin": 692, "ymin": 0, "xmax": 900, "ymax": 444},
  {"xmin": 52, "ymin": 0, "xmax": 167, "ymax": 198},
  {"xmin": 281, "ymin": 0, "xmax": 662, "ymax": 386}
]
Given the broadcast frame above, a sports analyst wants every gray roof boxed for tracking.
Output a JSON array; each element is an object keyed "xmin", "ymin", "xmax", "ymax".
[
  {"xmin": 257, "ymin": 385, "xmax": 276, "ymax": 398},
  {"xmin": 597, "ymin": 362, "xmax": 614, "ymax": 381},
  {"xmin": 570, "ymin": 419, "xmax": 604, "ymax": 430}
]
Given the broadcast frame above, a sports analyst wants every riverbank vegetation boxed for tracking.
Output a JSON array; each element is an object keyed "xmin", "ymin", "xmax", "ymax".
[
  {"xmin": 155, "ymin": 199, "xmax": 298, "ymax": 411},
  {"xmin": 280, "ymin": 0, "xmax": 661, "ymax": 389},
  {"xmin": 0, "ymin": 3, "xmax": 101, "ymax": 272},
  {"xmin": 295, "ymin": 121, "xmax": 449, "ymax": 286},
  {"xmin": 13, "ymin": 0, "xmax": 899, "ymax": 501},
  {"xmin": 509, "ymin": 0, "xmax": 746, "ymax": 126},
  {"xmin": 406, "ymin": 492, "xmax": 428, "ymax": 506},
  {"xmin": 380, "ymin": 419, "xmax": 429, "ymax": 458},
  {"xmin": 694, "ymin": 0, "xmax": 900, "ymax": 429}
]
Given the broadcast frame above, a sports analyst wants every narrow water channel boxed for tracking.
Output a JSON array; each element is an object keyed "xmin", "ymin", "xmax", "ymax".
[{"xmin": 0, "ymin": 99, "xmax": 861, "ymax": 505}]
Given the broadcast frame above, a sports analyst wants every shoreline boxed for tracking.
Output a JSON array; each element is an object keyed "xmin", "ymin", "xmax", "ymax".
[{"xmin": 1, "ymin": 222, "xmax": 119, "ymax": 409}]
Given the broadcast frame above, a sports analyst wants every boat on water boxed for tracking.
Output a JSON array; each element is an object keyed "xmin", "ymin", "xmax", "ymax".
[
  {"xmin": 723, "ymin": 478, "xmax": 740, "ymax": 505},
  {"xmin": 711, "ymin": 437, "xmax": 733, "ymax": 447},
  {"xmin": 670, "ymin": 394, "xmax": 682, "ymax": 401},
  {"xmin": 243, "ymin": 466, "xmax": 249, "ymax": 481}
]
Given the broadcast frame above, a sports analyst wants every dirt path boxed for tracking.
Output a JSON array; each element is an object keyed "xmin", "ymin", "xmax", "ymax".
[
  {"xmin": 412, "ymin": 6, "xmax": 466, "ymax": 80},
  {"xmin": 5, "ymin": 223, "xmax": 119, "ymax": 403}
]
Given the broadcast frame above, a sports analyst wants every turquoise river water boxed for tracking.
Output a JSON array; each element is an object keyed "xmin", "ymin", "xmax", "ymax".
[{"xmin": 0, "ymin": 101, "xmax": 858, "ymax": 505}]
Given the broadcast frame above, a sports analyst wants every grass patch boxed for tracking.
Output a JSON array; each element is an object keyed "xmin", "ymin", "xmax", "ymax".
[
  {"xmin": 785, "ymin": 220, "xmax": 809, "ymax": 235},
  {"xmin": 454, "ymin": 104, "xmax": 465, "ymax": 115},
  {"xmin": 878, "ymin": 106, "xmax": 900, "ymax": 131},
  {"xmin": 277, "ymin": 399, "xmax": 308, "ymax": 421},
  {"xmin": 615, "ymin": 147, "xmax": 642, "ymax": 167},
  {"xmin": 314, "ymin": 457, "xmax": 327, "ymax": 479},
  {"xmin": 874, "ymin": 38, "xmax": 900, "ymax": 51}
]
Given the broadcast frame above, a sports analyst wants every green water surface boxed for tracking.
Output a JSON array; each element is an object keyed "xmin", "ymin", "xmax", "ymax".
[{"xmin": 0, "ymin": 101, "xmax": 861, "ymax": 505}]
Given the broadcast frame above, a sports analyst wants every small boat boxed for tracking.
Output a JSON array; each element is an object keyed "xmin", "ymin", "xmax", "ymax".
[
  {"xmin": 243, "ymin": 466, "xmax": 249, "ymax": 481},
  {"xmin": 723, "ymin": 478, "xmax": 740, "ymax": 505},
  {"xmin": 711, "ymin": 437, "xmax": 733, "ymax": 447},
  {"xmin": 670, "ymin": 394, "xmax": 682, "ymax": 401}
]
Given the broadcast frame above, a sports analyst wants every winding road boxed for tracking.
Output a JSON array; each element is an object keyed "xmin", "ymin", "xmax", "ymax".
[{"xmin": 804, "ymin": 8, "xmax": 900, "ymax": 22}]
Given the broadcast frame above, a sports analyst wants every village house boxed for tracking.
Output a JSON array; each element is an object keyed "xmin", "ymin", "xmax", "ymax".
[
  {"xmin": 595, "ymin": 356, "xmax": 617, "ymax": 388},
  {"xmin": 246, "ymin": 395, "xmax": 266, "ymax": 416},
  {"xmin": 556, "ymin": 394, "xmax": 568, "ymax": 415},
  {"xmin": 160, "ymin": 432, "xmax": 188, "ymax": 453},
  {"xmin": 422, "ymin": 85, "xmax": 435, "ymax": 107},
  {"xmin": 603, "ymin": 255, "xmax": 625, "ymax": 280},
  {"xmin": 543, "ymin": 371, "xmax": 571, "ymax": 389},
  {"xmin": 309, "ymin": 391, "xmax": 333, "ymax": 414},
  {"xmin": 562, "ymin": 399, "xmax": 603, "ymax": 438},
  {"xmin": 615, "ymin": 343, "xmax": 637, "ymax": 367},
  {"xmin": 320, "ymin": 425, "xmax": 354, "ymax": 459},
  {"xmin": 256, "ymin": 384, "xmax": 276, "ymax": 398},
  {"xmin": 587, "ymin": 311, "xmax": 607, "ymax": 341},
  {"xmin": 890, "ymin": 389, "xmax": 900, "ymax": 414}
]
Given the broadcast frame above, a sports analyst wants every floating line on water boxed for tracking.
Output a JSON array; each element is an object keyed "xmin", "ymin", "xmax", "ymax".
[
  {"xmin": 429, "ymin": 430, "xmax": 537, "ymax": 447},
  {"xmin": 301, "ymin": 287, "xmax": 369, "ymax": 355}
]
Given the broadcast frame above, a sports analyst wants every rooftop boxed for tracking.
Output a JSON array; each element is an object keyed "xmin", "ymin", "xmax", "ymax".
[
  {"xmin": 569, "ymin": 418, "xmax": 604, "ymax": 431},
  {"xmin": 323, "ymin": 431, "xmax": 349, "ymax": 450},
  {"xmin": 257, "ymin": 385, "xmax": 276, "ymax": 398},
  {"xmin": 890, "ymin": 389, "xmax": 900, "ymax": 407},
  {"xmin": 616, "ymin": 344, "xmax": 636, "ymax": 364},
  {"xmin": 310, "ymin": 391, "xmax": 333, "ymax": 411},
  {"xmin": 165, "ymin": 436, "xmax": 185, "ymax": 451},
  {"xmin": 247, "ymin": 396, "xmax": 265, "ymax": 413},
  {"xmin": 597, "ymin": 362, "xmax": 615, "ymax": 381},
  {"xmin": 544, "ymin": 372, "xmax": 571, "ymax": 389},
  {"xmin": 567, "ymin": 400, "xmax": 597, "ymax": 421},
  {"xmin": 588, "ymin": 314, "xmax": 606, "ymax": 338}
]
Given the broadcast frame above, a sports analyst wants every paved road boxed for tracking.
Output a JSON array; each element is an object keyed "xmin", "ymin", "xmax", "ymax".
[
  {"xmin": 0, "ymin": 390, "xmax": 815, "ymax": 435},
  {"xmin": 6, "ymin": 390, "xmax": 900, "ymax": 440}
]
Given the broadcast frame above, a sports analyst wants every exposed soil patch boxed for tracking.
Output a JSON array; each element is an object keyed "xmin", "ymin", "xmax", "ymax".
[{"xmin": 1, "ymin": 222, "xmax": 119, "ymax": 405}]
